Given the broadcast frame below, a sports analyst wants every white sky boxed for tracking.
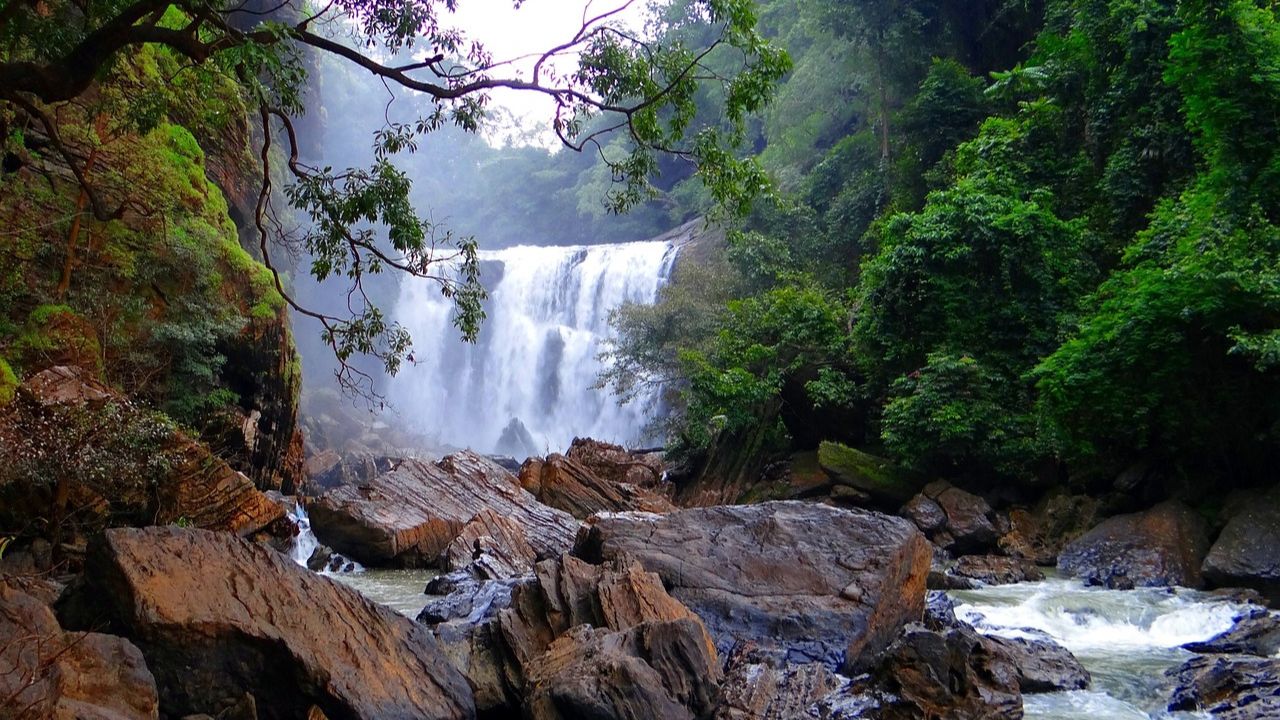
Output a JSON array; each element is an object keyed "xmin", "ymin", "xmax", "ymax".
[{"xmin": 445, "ymin": 0, "xmax": 651, "ymax": 145}]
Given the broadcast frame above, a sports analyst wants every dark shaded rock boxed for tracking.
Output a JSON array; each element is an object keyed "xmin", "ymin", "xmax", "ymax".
[
  {"xmin": 713, "ymin": 647, "xmax": 852, "ymax": 720},
  {"xmin": 1059, "ymin": 500, "xmax": 1209, "ymax": 589},
  {"xmin": 0, "ymin": 366, "xmax": 285, "ymax": 561},
  {"xmin": 951, "ymin": 555, "xmax": 1045, "ymax": 586},
  {"xmin": 817, "ymin": 441, "xmax": 926, "ymax": 506},
  {"xmin": 867, "ymin": 622, "xmax": 1023, "ymax": 719},
  {"xmin": 574, "ymin": 501, "xmax": 931, "ymax": 673},
  {"xmin": 1, "ymin": 582, "xmax": 158, "ymax": 720},
  {"xmin": 1167, "ymin": 654, "xmax": 1280, "ymax": 719},
  {"xmin": 906, "ymin": 481, "xmax": 1000, "ymax": 554},
  {"xmin": 495, "ymin": 417, "xmax": 539, "ymax": 460},
  {"xmin": 902, "ymin": 494, "xmax": 947, "ymax": 533},
  {"xmin": 1203, "ymin": 487, "xmax": 1280, "ymax": 602},
  {"xmin": 923, "ymin": 591, "xmax": 958, "ymax": 631},
  {"xmin": 524, "ymin": 619, "xmax": 722, "ymax": 720},
  {"xmin": 518, "ymin": 453, "xmax": 675, "ymax": 519},
  {"xmin": 982, "ymin": 634, "xmax": 1090, "ymax": 693},
  {"xmin": 418, "ymin": 576, "xmax": 527, "ymax": 625},
  {"xmin": 1183, "ymin": 607, "xmax": 1280, "ymax": 656},
  {"xmin": 58, "ymin": 527, "xmax": 474, "ymax": 720},
  {"xmin": 309, "ymin": 451, "xmax": 578, "ymax": 566}
]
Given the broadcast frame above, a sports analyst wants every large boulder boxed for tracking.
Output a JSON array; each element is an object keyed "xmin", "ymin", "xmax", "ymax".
[
  {"xmin": 422, "ymin": 554, "xmax": 717, "ymax": 717},
  {"xmin": 58, "ymin": 527, "xmax": 474, "ymax": 720},
  {"xmin": 442, "ymin": 508, "xmax": 540, "ymax": 578},
  {"xmin": 817, "ymin": 441, "xmax": 926, "ymax": 506},
  {"xmin": 1058, "ymin": 500, "xmax": 1209, "ymax": 589},
  {"xmin": 1167, "ymin": 654, "xmax": 1280, "ymax": 719},
  {"xmin": 565, "ymin": 437, "xmax": 666, "ymax": 488},
  {"xmin": 901, "ymin": 481, "xmax": 1001, "ymax": 554},
  {"xmin": 574, "ymin": 501, "xmax": 931, "ymax": 672},
  {"xmin": 518, "ymin": 453, "xmax": 675, "ymax": 519},
  {"xmin": 523, "ymin": 619, "xmax": 721, "ymax": 720},
  {"xmin": 981, "ymin": 634, "xmax": 1090, "ymax": 693},
  {"xmin": 1, "ymin": 582, "xmax": 158, "ymax": 720},
  {"xmin": 713, "ymin": 648, "xmax": 852, "ymax": 720},
  {"xmin": 863, "ymin": 623, "xmax": 1023, "ymax": 719},
  {"xmin": 309, "ymin": 451, "xmax": 579, "ymax": 566},
  {"xmin": 1202, "ymin": 487, "xmax": 1280, "ymax": 602},
  {"xmin": 0, "ymin": 366, "xmax": 284, "ymax": 566}
]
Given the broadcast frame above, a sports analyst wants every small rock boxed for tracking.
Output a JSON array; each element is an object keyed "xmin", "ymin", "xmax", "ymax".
[{"xmin": 951, "ymin": 555, "xmax": 1045, "ymax": 586}]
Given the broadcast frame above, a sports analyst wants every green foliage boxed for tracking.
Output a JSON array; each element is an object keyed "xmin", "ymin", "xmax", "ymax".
[{"xmin": 0, "ymin": 358, "xmax": 17, "ymax": 407}]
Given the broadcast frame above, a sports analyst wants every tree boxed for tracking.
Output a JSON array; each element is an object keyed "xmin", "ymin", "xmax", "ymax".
[{"xmin": 0, "ymin": 0, "xmax": 787, "ymax": 397}]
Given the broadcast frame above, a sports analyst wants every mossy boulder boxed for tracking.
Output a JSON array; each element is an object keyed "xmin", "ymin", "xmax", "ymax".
[
  {"xmin": 0, "ymin": 358, "xmax": 16, "ymax": 406},
  {"xmin": 817, "ymin": 441, "xmax": 927, "ymax": 506},
  {"xmin": 14, "ymin": 305, "xmax": 102, "ymax": 373}
]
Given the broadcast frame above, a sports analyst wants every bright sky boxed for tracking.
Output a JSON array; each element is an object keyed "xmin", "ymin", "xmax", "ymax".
[{"xmin": 445, "ymin": 0, "xmax": 651, "ymax": 145}]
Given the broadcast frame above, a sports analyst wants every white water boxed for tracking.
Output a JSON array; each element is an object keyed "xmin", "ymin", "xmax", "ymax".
[
  {"xmin": 287, "ymin": 504, "xmax": 363, "ymax": 573},
  {"xmin": 952, "ymin": 577, "xmax": 1257, "ymax": 719},
  {"xmin": 392, "ymin": 240, "xmax": 679, "ymax": 455}
]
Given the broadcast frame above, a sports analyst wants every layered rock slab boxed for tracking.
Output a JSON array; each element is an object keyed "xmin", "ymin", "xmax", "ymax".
[
  {"xmin": 309, "ymin": 451, "xmax": 578, "ymax": 566},
  {"xmin": 573, "ymin": 501, "xmax": 931, "ymax": 672},
  {"xmin": 58, "ymin": 527, "xmax": 474, "ymax": 720}
]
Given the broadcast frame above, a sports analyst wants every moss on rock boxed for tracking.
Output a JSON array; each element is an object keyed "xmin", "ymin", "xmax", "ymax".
[{"xmin": 817, "ymin": 441, "xmax": 927, "ymax": 505}]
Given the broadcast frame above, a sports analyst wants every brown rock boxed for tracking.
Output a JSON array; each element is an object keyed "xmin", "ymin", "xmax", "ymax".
[
  {"xmin": 1, "ymin": 582, "xmax": 158, "ymax": 720},
  {"xmin": 869, "ymin": 623, "xmax": 1022, "ymax": 719},
  {"xmin": 981, "ymin": 634, "xmax": 1090, "ymax": 693},
  {"xmin": 309, "ymin": 451, "xmax": 578, "ymax": 566},
  {"xmin": 904, "ymin": 481, "xmax": 1000, "ymax": 553},
  {"xmin": 443, "ymin": 508, "xmax": 539, "ymax": 578},
  {"xmin": 951, "ymin": 555, "xmax": 1045, "ymax": 586},
  {"xmin": 524, "ymin": 620, "xmax": 721, "ymax": 720},
  {"xmin": 1203, "ymin": 486, "xmax": 1280, "ymax": 602},
  {"xmin": 1059, "ymin": 500, "xmax": 1209, "ymax": 589},
  {"xmin": 518, "ymin": 453, "xmax": 675, "ymax": 519},
  {"xmin": 58, "ymin": 527, "xmax": 474, "ymax": 720},
  {"xmin": 564, "ymin": 437, "xmax": 665, "ymax": 488},
  {"xmin": 574, "ymin": 501, "xmax": 931, "ymax": 673}
]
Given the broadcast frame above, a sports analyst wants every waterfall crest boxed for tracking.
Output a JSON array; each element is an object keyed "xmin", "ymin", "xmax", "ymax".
[{"xmin": 392, "ymin": 239, "xmax": 679, "ymax": 455}]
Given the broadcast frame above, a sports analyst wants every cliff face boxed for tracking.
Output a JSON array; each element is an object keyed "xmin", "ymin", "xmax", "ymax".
[{"xmin": 0, "ymin": 43, "xmax": 304, "ymax": 495}]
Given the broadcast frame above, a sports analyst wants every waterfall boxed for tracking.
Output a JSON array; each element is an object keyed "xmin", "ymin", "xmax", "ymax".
[{"xmin": 392, "ymin": 239, "xmax": 680, "ymax": 455}]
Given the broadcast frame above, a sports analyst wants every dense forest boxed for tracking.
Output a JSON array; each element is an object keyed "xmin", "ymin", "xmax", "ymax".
[{"xmin": 600, "ymin": 0, "xmax": 1280, "ymax": 508}]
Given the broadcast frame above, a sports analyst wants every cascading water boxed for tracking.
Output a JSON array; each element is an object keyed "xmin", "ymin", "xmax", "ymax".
[
  {"xmin": 392, "ymin": 239, "xmax": 680, "ymax": 455},
  {"xmin": 952, "ymin": 576, "xmax": 1265, "ymax": 719}
]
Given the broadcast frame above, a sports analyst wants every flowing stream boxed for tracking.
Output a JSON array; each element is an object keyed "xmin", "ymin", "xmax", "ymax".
[
  {"xmin": 392, "ymin": 239, "xmax": 679, "ymax": 456},
  {"xmin": 954, "ymin": 577, "xmax": 1256, "ymax": 719}
]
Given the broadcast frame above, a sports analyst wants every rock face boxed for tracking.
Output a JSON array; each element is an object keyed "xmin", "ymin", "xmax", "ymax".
[
  {"xmin": 713, "ymin": 648, "xmax": 852, "ymax": 720},
  {"xmin": 518, "ymin": 453, "xmax": 675, "ymax": 519},
  {"xmin": 999, "ymin": 495, "xmax": 1101, "ymax": 565},
  {"xmin": 901, "ymin": 481, "xmax": 1001, "ymax": 553},
  {"xmin": 309, "ymin": 451, "xmax": 579, "ymax": 566},
  {"xmin": 1202, "ymin": 487, "xmax": 1280, "ymax": 601},
  {"xmin": 565, "ymin": 437, "xmax": 666, "ymax": 488},
  {"xmin": 817, "ymin": 441, "xmax": 926, "ymax": 506},
  {"xmin": 1058, "ymin": 500, "xmax": 1209, "ymax": 589},
  {"xmin": 1, "ymin": 582, "xmax": 158, "ymax": 720},
  {"xmin": 868, "ymin": 623, "xmax": 1023, "ymax": 719},
  {"xmin": 58, "ymin": 527, "xmax": 474, "ymax": 720},
  {"xmin": 304, "ymin": 450, "xmax": 399, "ymax": 494},
  {"xmin": 950, "ymin": 555, "xmax": 1045, "ymax": 586},
  {"xmin": 1167, "ymin": 654, "xmax": 1280, "ymax": 719},
  {"xmin": 442, "ymin": 508, "xmax": 540, "ymax": 578},
  {"xmin": 422, "ymin": 554, "xmax": 719, "ymax": 718},
  {"xmin": 574, "ymin": 501, "xmax": 931, "ymax": 672},
  {"xmin": 982, "ymin": 634, "xmax": 1090, "ymax": 693},
  {"xmin": 0, "ymin": 367, "xmax": 284, "ymax": 564}
]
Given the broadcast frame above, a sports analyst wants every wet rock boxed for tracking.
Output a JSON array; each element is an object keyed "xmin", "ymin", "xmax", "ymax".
[
  {"xmin": 713, "ymin": 647, "xmax": 852, "ymax": 720},
  {"xmin": 418, "ymin": 575, "xmax": 527, "ymax": 625},
  {"xmin": 1167, "ymin": 654, "xmax": 1280, "ymax": 719},
  {"xmin": 951, "ymin": 555, "xmax": 1045, "ymax": 586},
  {"xmin": 1, "ymin": 582, "xmax": 158, "ymax": 720},
  {"xmin": 574, "ymin": 501, "xmax": 931, "ymax": 673},
  {"xmin": 1203, "ymin": 487, "xmax": 1280, "ymax": 602},
  {"xmin": 1059, "ymin": 500, "xmax": 1209, "ymax": 589},
  {"xmin": 442, "ymin": 508, "xmax": 539, "ymax": 578},
  {"xmin": 923, "ymin": 591, "xmax": 958, "ymax": 630},
  {"xmin": 518, "ymin": 453, "xmax": 675, "ymax": 519},
  {"xmin": 817, "ymin": 441, "xmax": 926, "ymax": 506},
  {"xmin": 866, "ymin": 622, "xmax": 1023, "ymax": 719},
  {"xmin": 309, "ymin": 450, "xmax": 578, "ymax": 566},
  {"xmin": 1183, "ymin": 606, "xmax": 1280, "ymax": 657},
  {"xmin": 982, "ymin": 633, "xmax": 1091, "ymax": 693},
  {"xmin": 58, "ymin": 527, "xmax": 474, "ymax": 720}
]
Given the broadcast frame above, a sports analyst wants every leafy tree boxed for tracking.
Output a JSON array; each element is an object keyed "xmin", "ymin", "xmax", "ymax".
[{"xmin": 0, "ymin": 0, "xmax": 788, "ymax": 398}]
